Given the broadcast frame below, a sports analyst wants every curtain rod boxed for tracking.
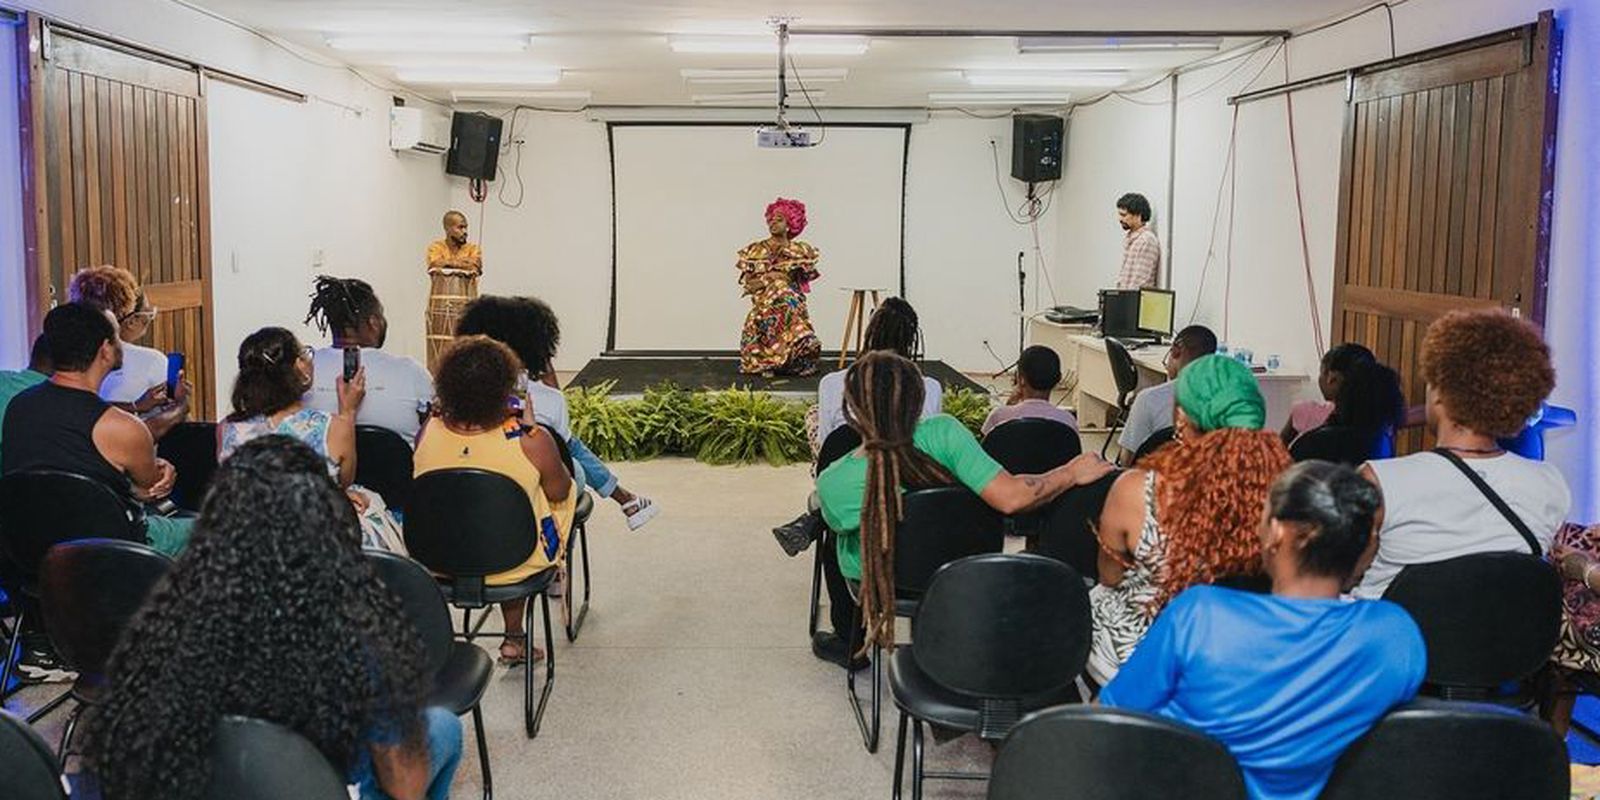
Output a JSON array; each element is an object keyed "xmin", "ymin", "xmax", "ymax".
[{"xmin": 44, "ymin": 18, "xmax": 306, "ymax": 102}]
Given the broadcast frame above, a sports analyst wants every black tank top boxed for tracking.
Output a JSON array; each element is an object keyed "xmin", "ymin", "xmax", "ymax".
[{"xmin": 1, "ymin": 381, "xmax": 135, "ymax": 501}]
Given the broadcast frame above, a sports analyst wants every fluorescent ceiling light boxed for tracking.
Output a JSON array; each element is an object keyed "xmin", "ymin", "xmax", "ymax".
[
  {"xmin": 965, "ymin": 70, "xmax": 1128, "ymax": 88},
  {"xmin": 326, "ymin": 35, "xmax": 531, "ymax": 53},
  {"xmin": 928, "ymin": 92, "xmax": 1071, "ymax": 106},
  {"xmin": 670, "ymin": 36, "xmax": 869, "ymax": 55},
  {"xmin": 451, "ymin": 90, "xmax": 591, "ymax": 104},
  {"xmin": 394, "ymin": 67, "xmax": 561, "ymax": 85},
  {"xmin": 680, "ymin": 68, "xmax": 848, "ymax": 84},
  {"xmin": 692, "ymin": 91, "xmax": 827, "ymax": 105},
  {"xmin": 1018, "ymin": 36, "xmax": 1222, "ymax": 54}
]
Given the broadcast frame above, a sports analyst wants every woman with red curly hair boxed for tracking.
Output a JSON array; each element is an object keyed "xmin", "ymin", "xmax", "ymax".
[
  {"xmin": 737, "ymin": 197, "xmax": 822, "ymax": 376},
  {"xmin": 1351, "ymin": 308, "xmax": 1569, "ymax": 598},
  {"xmin": 1089, "ymin": 354, "xmax": 1291, "ymax": 683}
]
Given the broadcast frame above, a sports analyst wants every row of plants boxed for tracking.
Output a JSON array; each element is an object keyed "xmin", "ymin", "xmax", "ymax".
[{"xmin": 564, "ymin": 381, "xmax": 996, "ymax": 466}]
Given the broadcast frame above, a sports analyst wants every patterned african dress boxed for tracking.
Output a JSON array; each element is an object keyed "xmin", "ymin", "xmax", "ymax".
[{"xmin": 737, "ymin": 239, "xmax": 822, "ymax": 375}]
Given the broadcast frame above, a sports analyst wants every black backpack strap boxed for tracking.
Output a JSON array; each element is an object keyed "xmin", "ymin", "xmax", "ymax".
[{"xmin": 1431, "ymin": 448, "xmax": 1542, "ymax": 557}]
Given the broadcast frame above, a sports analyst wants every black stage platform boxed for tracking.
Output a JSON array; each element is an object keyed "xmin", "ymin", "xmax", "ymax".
[{"xmin": 571, "ymin": 352, "xmax": 984, "ymax": 395}]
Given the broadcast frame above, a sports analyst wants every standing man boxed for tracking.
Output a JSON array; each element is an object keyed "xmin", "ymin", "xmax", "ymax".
[
  {"xmin": 425, "ymin": 210, "xmax": 483, "ymax": 371},
  {"xmin": 1115, "ymin": 192, "xmax": 1161, "ymax": 290}
]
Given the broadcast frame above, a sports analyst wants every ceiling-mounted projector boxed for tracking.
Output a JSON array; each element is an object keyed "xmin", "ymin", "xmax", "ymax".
[{"xmin": 757, "ymin": 125, "xmax": 814, "ymax": 148}]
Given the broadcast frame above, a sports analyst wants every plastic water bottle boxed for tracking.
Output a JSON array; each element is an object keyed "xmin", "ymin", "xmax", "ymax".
[
  {"xmin": 1217, "ymin": 341, "xmax": 1230, "ymax": 359},
  {"xmin": 1236, "ymin": 348, "xmax": 1253, "ymax": 366},
  {"xmin": 1266, "ymin": 354, "xmax": 1282, "ymax": 372}
]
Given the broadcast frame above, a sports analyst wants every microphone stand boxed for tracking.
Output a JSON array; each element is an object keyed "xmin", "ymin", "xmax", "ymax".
[{"xmin": 1016, "ymin": 249, "xmax": 1026, "ymax": 363}]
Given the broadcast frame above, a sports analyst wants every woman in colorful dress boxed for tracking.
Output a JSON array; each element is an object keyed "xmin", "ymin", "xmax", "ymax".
[{"xmin": 738, "ymin": 197, "xmax": 822, "ymax": 376}]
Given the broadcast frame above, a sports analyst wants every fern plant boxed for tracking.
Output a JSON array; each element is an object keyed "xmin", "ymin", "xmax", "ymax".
[
  {"xmin": 564, "ymin": 381, "xmax": 645, "ymax": 461},
  {"xmin": 942, "ymin": 387, "xmax": 996, "ymax": 437},
  {"xmin": 687, "ymin": 388, "xmax": 810, "ymax": 466},
  {"xmin": 633, "ymin": 381, "xmax": 704, "ymax": 458}
]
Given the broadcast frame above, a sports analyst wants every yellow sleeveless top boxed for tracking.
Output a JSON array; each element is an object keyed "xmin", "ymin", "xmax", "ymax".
[{"xmin": 413, "ymin": 419, "xmax": 574, "ymax": 584}]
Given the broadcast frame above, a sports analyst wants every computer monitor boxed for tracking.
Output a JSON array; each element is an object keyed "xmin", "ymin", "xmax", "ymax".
[{"xmin": 1137, "ymin": 288, "xmax": 1176, "ymax": 340}]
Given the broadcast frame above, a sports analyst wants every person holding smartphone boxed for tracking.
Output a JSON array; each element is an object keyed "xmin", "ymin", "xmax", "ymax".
[
  {"xmin": 304, "ymin": 276, "xmax": 435, "ymax": 445},
  {"xmin": 67, "ymin": 267, "xmax": 190, "ymax": 439}
]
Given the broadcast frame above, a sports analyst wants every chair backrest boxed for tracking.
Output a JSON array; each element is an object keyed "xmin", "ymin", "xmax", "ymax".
[
  {"xmin": 913, "ymin": 553, "xmax": 1091, "ymax": 699},
  {"xmin": 156, "ymin": 421, "xmax": 219, "ymax": 512},
  {"xmin": 0, "ymin": 710, "xmax": 68, "ymax": 800},
  {"xmin": 1132, "ymin": 426, "xmax": 1176, "ymax": 462},
  {"xmin": 1287, "ymin": 425, "xmax": 1382, "ymax": 466},
  {"xmin": 363, "ymin": 549, "xmax": 452, "ymax": 678},
  {"xmin": 989, "ymin": 706, "xmax": 1246, "ymax": 800},
  {"xmin": 816, "ymin": 425, "xmax": 862, "ymax": 474},
  {"xmin": 354, "ymin": 425, "xmax": 416, "ymax": 514},
  {"xmin": 982, "ymin": 418, "xmax": 1083, "ymax": 475},
  {"xmin": 536, "ymin": 422, "xmax": 577, "ymax": 478},
  {"xmin": 0, "ymin": 470, "xmax": 143, "ymax": 591},
  {"xmin": 39, "ymin": 539, "xmax": 173, "ymax": 679},
  {"xmin": 1319, "ymin": 700, "xmax": 1568, "ymax": 800},
  {"xmin": 895, "ymin": 486, "xmax": 1006, "ymax": 600},
  {"xmin": 1381, "ymin": 552, "xmax": 1561, "ymax": 693},
  {"xmin": 1033, "ymin": 469, "xmax": 1120, "ymax": 582},
  {"xmin": 204, "ymin": 716, "xmax": 350, "ymax": 800},
  {"xmin": 404, "ymin": 469, "xmax": 537, "ymax": 580},
  {"xmin": 1104, "ymin": 338, "xmax": 1140, "ymax": 405}
]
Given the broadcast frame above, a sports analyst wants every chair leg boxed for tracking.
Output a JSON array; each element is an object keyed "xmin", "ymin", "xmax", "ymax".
[
  {"xmin": 470, "ymin": 703, "xmax": 492, "ymax": 800},
  {"xmin": 23, "ymin": 688, "xmax": 71, "ymax": 723},
  {"xmin": 807, "ymin": 542, "xmax": 824, "ymax": 637},
  {"xmin": 526, "ymin": 593, "xmax": 556, "ymax": 738},
  {"xmin": 911, "ymin": 718, "xmax": 925, "ymax": 800},
  {"xmin": 845, "ymin": 611, "xmax": 880, "ymax": 752},
  {"xmin": 58, "ymin": 702, "xmax": 82, "ymax": 759},
  {"xmin": 0, "ymin": 609, "xmax": 22, "ymax": 699},
  {"xmin": 892, "ymin": 711, "xmax": 909, "ymax": 800},
  {"xmin": 565, "ymin": 522, "xmax": 591, "ymax": 642}
]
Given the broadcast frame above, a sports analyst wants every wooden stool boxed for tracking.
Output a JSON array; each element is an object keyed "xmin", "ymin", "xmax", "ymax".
[{"xmin": 837, "ymin": 287, "xmax": 884, "ymax": 369}]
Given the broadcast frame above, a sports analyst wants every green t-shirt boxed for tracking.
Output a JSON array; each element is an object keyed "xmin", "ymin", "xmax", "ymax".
[
  {"xmin": 816, "ymin": 414, "xmax": 1004, "ymax": 581},
  {"xmin": 0, "ymin": 369, "xmax": 48, "ymax": 450}
]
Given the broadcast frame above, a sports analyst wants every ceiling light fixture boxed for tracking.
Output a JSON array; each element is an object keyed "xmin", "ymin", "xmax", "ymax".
[
  {"xmin": 680, "ymin": 68, "xmax": 848, "ymax": 84},
  {"xmin": 394, "ymin": 67, "xmax": 561, "ymax": 85},
  {"xmin": 326, "ymin": 35, "xmax": 532, "ymax": 53},
  {"xmin": 1017, "ymin": 36, "xmax": 1223, "ymax": 54},
  {"xmin": 964, "ymin": 70, "xmax": 1129, "ymax": 88},
  {"xmin": 451, "ymin": 90, "xmax": 591, "ymax": 104},
  {"xmin": 693, "ymin": 91, "xmax": 827, "ymax": 105},
  {"xmin": 670, "ymin": 35, "xmax": 869, "ymax": 55},
  {"xmin": 928, "ymin": 92, "xmax": 1072, "ymax": 106}
]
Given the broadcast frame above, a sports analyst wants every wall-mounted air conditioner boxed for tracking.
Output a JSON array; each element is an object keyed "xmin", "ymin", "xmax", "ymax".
[{"xmin": 389, "ymin": 107, "xmax": 450, "ymax": 154}]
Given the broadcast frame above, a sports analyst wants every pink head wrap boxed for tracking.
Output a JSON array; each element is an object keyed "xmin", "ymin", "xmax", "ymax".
[{"xmin": 765, "ymin": 197, "xmax": 807, "ymax": 237}]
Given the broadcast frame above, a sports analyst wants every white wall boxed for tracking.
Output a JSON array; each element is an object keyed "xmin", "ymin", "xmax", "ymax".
[
  {"xmin": 1056, "ymin": 1, "xmax": 1600, "ymax": 518},
  {"xmin": 0, "ymin": 15, "xmax": 26, "ymax": 367}
]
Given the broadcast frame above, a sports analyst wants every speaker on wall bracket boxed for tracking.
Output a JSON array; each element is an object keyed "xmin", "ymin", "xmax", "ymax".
[
  {"xmin": 446, "ymin": 112, "xmax": 503, "ymax": 181},
  {"xmin": 1010, "ymin": 113, "xmax": 1063, "ymax": 184}
]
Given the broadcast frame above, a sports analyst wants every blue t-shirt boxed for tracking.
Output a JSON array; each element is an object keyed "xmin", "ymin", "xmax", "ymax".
[{"xmin": 1100, "ymin": 586, "xmax": 1426, "ymax": 800}]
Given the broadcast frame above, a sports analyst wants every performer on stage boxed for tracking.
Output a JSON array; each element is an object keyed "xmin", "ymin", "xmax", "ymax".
[
  {"xmin": 425, "ymin": 210, "xmax": 483, "ymax": 371},
  {"xmin": 738, "ymin": 197, "xmax": 822, "ymax": 376}
]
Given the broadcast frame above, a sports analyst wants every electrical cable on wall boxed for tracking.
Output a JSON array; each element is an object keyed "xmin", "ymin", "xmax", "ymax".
[
  {"xmin": 786, "ymin": 55, "xmax": 828, "ymax": 145},
  {"xmin": 987, "ymin": 140, "xmax": 1061, "ymax": 310},
  {"xmin": 1282, "ymin": 48, "xmax": 1327, "ymax": 357}
]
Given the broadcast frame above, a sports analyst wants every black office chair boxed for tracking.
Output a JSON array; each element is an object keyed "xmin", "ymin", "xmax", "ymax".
[
  {"xmin": 888, "ymin": 553, "xmax": 1092, "ymax": 799},
  {"xmin": 366, "ymin": 550, "xmax": 495, "ymax": 800},
  {"xmin": 1101, "ymin": 338, "xmax": 1141, "ymax": 457},
  {"xmin": 1131, "ymin": 425, "xmax": 1176, "ymax": 463},
  {"xmin": 155, "ymin": 421, "xmax": 219, "ymax": 512},
  {"xmin": 0, "ymin": 470, "xmax": 144, "ymax": 707},
  {"xmin": 405, "ymin": 468, "xmax": 557, "ymax": 738},
  {"xmin": 204, "ymin": 716, "xmax": 350, "ymax": 800},
  {"xmin": 1288, "ymin": 424, "xmax": 1385, "ymax": 466},
  {"xmin": 355, "ymin": 425, "xmax": 415, "ymax": 515},
  {"xmin": 1319, "ymin": 700, "xmax": 1568, "ymax": 799},
  {"xmin": 39, "ymin": 539, "xmax": 173, "ymax": 755},
  {"xmin": 989, "ymin": 705, "xmax": 1246, "ymax": 800},
  {"xmin": 848, "ymin": 485, "xmax": 1006, "ymax": 753},
  {"xmin": 808, "ymin": 426, "xmax": 862, "ymax": 637},
  {"xmin": 981, "ymin": 418, "xmax": 1083, "ymax": 474},
  {"xmin": 0, "ymin": 710, "xmax": 68, "ymax": 800},
  {"xmin": 1033, "ymin": 469, "xmax": 1121, "ymax": 582},
  {"xmin": 537, "ymin": 422, "xmax": 590, "ymax": 642},
  {"xmin": 1382, "ymin": 552, "xmax": 1561, "ymax": 702}
]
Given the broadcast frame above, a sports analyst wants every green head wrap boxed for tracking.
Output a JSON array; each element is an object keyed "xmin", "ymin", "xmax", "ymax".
[{"xmin": 1175, "ymin": 354, "xmax": 1266, "ymax": 432}]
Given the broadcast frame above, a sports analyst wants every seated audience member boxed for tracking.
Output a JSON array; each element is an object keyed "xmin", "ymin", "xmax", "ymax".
[
  {"xmin": 981, "ymin": 344, "xmax": 1078, "ymax": 436},
  {"xmin": 1280, "ymin": 342, "xmax": 1376, "ymax": 446},
  {"xmin": 1090, "ymin": 354, "xmax": 1291, "ymax": 682},
  {"xmin": 454, "ymin": 295, "xmax": 658, "ymax": 529},
  {"xmin": 0, "ymin": 334, "xmax": 51, "ymax": 450},
  {"xmin": 304, "ymin": 275, "xmax": 435, "ymax": 444},
  {"xmin": 814, "ymin": 297, "xmax": 939, "ymax": 448},
  {"xmin": 813, "ymin": 351, "xmax": 1112, "ymax": 665},
  {"xmin": 1, "ymin": 302, "xmax": 191, "ymax": 555},
  {"xmin": 1353, "ymin": 309, "xmax": 1569, "ymax": 598},
  {"xmin": 219, "ymin": 327, "xmax": 363, "ymax": 488},
  {"xmin": 415, "ymin": 336, "xmax": 574, "ymax": 664},
  {"xmin": 1289, "ymin": 358, "xmax": 1406, "ymax": 464},
  {"xmin": 82, "ymin": 435, "xmax": 461, "ymax": 800},
  {"xmin": 68, "ymin": 266, "xmax": 190, "ymax": 439},
  {"xmin": 1116, "ymin": 324, "xmax": 1216, "ymax": 462},
  {"xmin": 1101, "ymin": 461, "xmax": 1425, "ymax": 800}
]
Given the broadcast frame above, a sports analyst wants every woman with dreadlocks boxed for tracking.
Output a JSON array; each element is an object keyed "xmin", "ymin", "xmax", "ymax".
[
  {"xmin": 813, "ymin": 351, "xmax": 1113, "ymax": 665},
  {"xmin": 305, "ymin": 275, "xmax": 435, "ymax": 443},
  {"xmin": 83, "ymin": 435, "xmax": 462, "ymax": 800},
  {"xmin": 812, "ymin": 297, "xmax": 938, "ymax": 450},
  {"xmin": 1088, "ymin": 354, "xmax": 1293, "ymax": 684}
]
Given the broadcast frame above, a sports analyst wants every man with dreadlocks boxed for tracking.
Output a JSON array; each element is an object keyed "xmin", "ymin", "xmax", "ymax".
[
  {"xmin": 812, "ymin": 351, "xmax": 1113, "ymax": 667},
  {"xmin": 305, "ymin": 275, "xmax": 435, "ymax": 443}
]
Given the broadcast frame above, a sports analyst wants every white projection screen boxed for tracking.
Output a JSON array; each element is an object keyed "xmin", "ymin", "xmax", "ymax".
[{"xmin": 610, "ymin": 125, "xmax": 907, "ymax": 351}]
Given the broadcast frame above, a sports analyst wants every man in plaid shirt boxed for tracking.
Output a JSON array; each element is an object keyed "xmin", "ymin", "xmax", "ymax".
[{"xmin": 1116, "ymin": 192, "xmax": 1161, "ymax": 289}]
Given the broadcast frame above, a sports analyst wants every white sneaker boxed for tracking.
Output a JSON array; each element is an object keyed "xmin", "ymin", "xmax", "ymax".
[{"xmin": 622, "ymin": 496, "xmax": 660, "ymax": 531}]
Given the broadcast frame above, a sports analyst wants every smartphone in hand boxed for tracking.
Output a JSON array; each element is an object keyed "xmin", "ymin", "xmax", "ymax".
[
  {"xmin": 165, "ymin": 353, "xmax": 185, "ymax": 397},
  {"xmin": 343, "ymin": 347, "xmax": 360, "ymax": 381}
]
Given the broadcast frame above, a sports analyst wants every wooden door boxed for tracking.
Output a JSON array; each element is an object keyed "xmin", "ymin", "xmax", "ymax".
[
  {"xmin": 28, "ymin": 23, "xmax": 215, "ymax": 418},
  {"xmin": 1331, "ymin": 12, "xmax": 1560, "ymax": 452}
]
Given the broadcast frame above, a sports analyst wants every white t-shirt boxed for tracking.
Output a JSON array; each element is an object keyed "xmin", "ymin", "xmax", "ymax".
[
  {"xmin": 1117, "ymin": 379, "xmax": 1175, "ymax": 453},
  {"xmin": 1353, "ymin": 451, "xmax": 1572, "ymax": 599},
  {"xmin": 100, "ymin": 341, "xmax": 169, "ymax": 404},
  {"xmin": 526, "ymin": 378, "xmax": 571, "ymax": 439},
  {"xmin": 814, "ymin": 368, "xmax": 941, "ymax": 446},
  {"xmin": 304, "ymin": 347, "xmax": 434, "ymax": 443}
]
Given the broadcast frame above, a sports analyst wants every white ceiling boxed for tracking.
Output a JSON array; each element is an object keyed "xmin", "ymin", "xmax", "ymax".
[{"xmin": 187, "ymin": 0, "xmax": 1369, "ymax": 107}]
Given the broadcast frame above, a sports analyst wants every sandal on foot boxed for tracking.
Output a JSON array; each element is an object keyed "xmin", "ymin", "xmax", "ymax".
[{"xmin": 498, "ymin": 636, "xmax": 543, "ymax": 666}]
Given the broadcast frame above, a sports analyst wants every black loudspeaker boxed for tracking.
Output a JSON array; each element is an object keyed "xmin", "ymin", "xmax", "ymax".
[
  {"xmin": 1011, "ymin": 113, "xmax": 1064, "ymax": 183},
  {"xmin": 446, "ymin": 112, "xmax": 502, "ymax": 181}
]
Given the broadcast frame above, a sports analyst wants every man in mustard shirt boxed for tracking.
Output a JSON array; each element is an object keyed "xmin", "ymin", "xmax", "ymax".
[{"xmin": 425, "ymin": 210, "xmax": 484, "ymax": 370}]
